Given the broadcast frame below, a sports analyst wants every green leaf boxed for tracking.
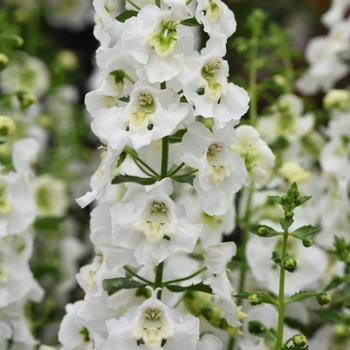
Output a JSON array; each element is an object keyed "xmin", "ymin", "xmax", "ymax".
[
  {"xmin": 313, "ymin": 309, "xmax": 344, "ymax": 324},
  {"xmin": 290, "ymin": 225, "xmax": 320, "ymax": 240},
  {"xmin": 236, "ymin": 291, "xmax": 278, "ymax": 305},
  {"xmin": 166, "ymin": 283, "xmax": 212, "ymax": 294},
  {"xmin": 286, "ymin": 291, "xmax": 319, "ymax": 304},
  {"xmin": 248, "ymin": 321, "xmax": 276, "ymax": 342},
  {"xmin": 34, "ymin": 217, "xmax": 63, "ymax": 230},
  {"xmin": 250, "ymin": 224, "xmax": 282, "ymax": 238},
  {"xmin": 280, "ymin": 217, "xmax": 294, "ymax": 231},
  {"xmin": 112, "ymin": 174, "xmax": 157, "ymax": 185},
  {"xmin": 103, "ymin": 277, "xmax": 144, "ymax": 295},
  {"xmin": 169, "ymin": 129, "xmax": 186, "ymax": 143},
  {"xmin": 181, "ymin": 18, "xmax": 200, "ymax": 26},
  {"xmin": 325, "ymin": 274, "xmax": 350, "ymax": 291},
  {"xmin": 172, "ymin": 174, "xmax": 195, "ymax": 185},
  {"xmin": 116, "ymin": 10, "xmax": 138, "ymax": 22}
]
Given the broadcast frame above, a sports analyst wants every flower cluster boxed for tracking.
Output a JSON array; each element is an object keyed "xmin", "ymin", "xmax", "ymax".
[{"xmin": 59, "ymin": 1, "xmax": 277, "ymax": 349}]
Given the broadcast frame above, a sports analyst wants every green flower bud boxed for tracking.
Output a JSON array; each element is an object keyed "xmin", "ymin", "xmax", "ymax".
[
  {"xmin": 292, "ymin": 334, "xmax": 307, "ymax": 347},
  {"xmin": 248, "ymin": 321, "xmax": 265, "ymax": 336},
  {"xmin": 334, "ymin": 324, "xmax": 350, "ymax": 341},
  {"xmin": 57, "ymin": 50, "xmax": 79, "ymax": 70},
  {"xmin": 0, "ymin": 53, "xmax": 9, "ymax": 71},
  {"xmin": 302, "ymin": 238, "xmax": 313, "ymax": 247},
  {"xmin": 0, "ymin": 116, "xmax": 16, "ymax": 137},
  {"xmin": 324, "ymin": 89, "xmax": 350, "ymax": 112},
  {"xmin": 284, "ymin": 257, "xmax": 297, "ymax": 272},
  {"xmin": 317, "ymin": 292, "xmax": 331, "ymax": 306},
  {"xmin": 17, "ymin": 91, "xmax": 37, "ymax": 109},
  {"xmin": 248, "ymin": 293, "xmax": 261, "ymax": 306}
]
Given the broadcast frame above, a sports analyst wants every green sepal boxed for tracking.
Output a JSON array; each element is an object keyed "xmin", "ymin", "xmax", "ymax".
[
  {"xmin": 116, "ymin": 10, "xmax": 138, "ymax": 22},
  {"xmin": 250, "ymin": 224, "xmax": 282, "ymax": 238},
  {"xmin": 102, "ymin": 277, "xmax": 145, "ymax": 295}
]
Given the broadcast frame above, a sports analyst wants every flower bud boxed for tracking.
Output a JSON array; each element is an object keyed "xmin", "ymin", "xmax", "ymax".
[
  {"xmin": 292, "ymin": 334, "xmax": 307, "ymax": 347},
  {"xmin": 17, "ymin": 91, "xmax": 37, "ymax": 108},
  {"xmin": 302, "ymin": 238, "xmax": 313, "ymax": 247},
  {"xmin": 57, "ymin": 50, "xmax": 79, "ymax": 70},
  {"xmin": 279, "ymin": 161, "xmax": 310, "ymax": 184},
  {"xmin": 324, "ymin": 89, "xmax": 350, "ymax": 111},
  {"xmin": 248, "ymin": 293, "xmax": 261, "ymax": 305},
  {"xmin": 248, "ymin": 321, "xmax": 265, "ymax": 335},
  {"xmin": 316, "ymin": 292, "xmax": 331, "ymax": 306},
  {"xmin": 334, "ymin": 324, "xmax": 350, "ymax": 340},
  {"xmin": 284, "ymin": 257, "xmax": 297, "ymax": 272},
  {"xmin": 0, "ymin": 53, "xmax": 9, "ymax": 71},
  {"xmin": 0, "ymin": 116, "xmax": 16, "ymax": 137}
]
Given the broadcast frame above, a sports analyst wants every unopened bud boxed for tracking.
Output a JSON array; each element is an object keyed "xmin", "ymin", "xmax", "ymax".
[
  {"xmin": 0, "ymin": 53, "xmax": 9, "ymax": 70},
  {"xmin": 57, "ymin": 50, "xmax": 78, "ymax": 70},
  {"xmin": 284, "ymin": 257, "xmax": 297, "ymax": 272},
  {"xmin": 292, "ymin": 334, "xmax": 307, "ymax": 347},
  {"xmin": 0, "ymin": 116, "xmax": 16, "ymax": 137},
  {"xmin": 317, "ymin": 292, "xmax": 331, "ymax": 306},
  {"xmin": 248, "ymin": 293, "xmax": 261, "ymax": 306},
  {"xmin": 334, "ymin": 324, "xmax": 350, "ymax": 340},
  {"xmin": 17, "ymin": 91, "xmax": 37, "ymax": 108},
  {"xmin": 324, "ymin": 89, "xmax": 350, "ymax": 111},
  {"xmin": 302, "ymin": 238, "xmax": 313, "ymax": 247}
]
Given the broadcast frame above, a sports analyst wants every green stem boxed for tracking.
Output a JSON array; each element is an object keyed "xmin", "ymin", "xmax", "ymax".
[
  {"xmin": 275, "ymin": 231, "xmax": 288, "ymax": 350},
  {"xmin": 155, "ymin": 262, "xmax": 164, "ymax": 299},
  {"xmin": 156, "ymin": 0, "xmax": 161, "ymax": 7},
  {"xmin": 237, "ymin": 182, "xmax": 255, "ymax": 301},
  {"xmin": 228, "ymin": 336, "xmax": 235, "ymax": 350},
  {"xmin": 126, "ymin": 0, "xmax": 141, "ymax": 10},
  {"xmin": 168, "ymin": 162, "xmax": 185, "ymax": 177},
  {"xmin": 161, "ymin": 136, "xmax": 169, "ymax": 179},
  {"xmin": 124, "ymin": 267, "xmax": 153, "ymax": 284},
  {"xmin": 164, "ymin": 267, "xmax": 206, "ymax": 284}
]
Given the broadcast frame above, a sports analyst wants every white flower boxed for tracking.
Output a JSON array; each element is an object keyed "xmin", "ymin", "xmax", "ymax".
[
  {"xmin": 178, "ymin": 187, "xmax": 235, "ymax": 247},
  {"xmin": 92, "ymin": 82, "xmax": 188, "ymax": 150},
  {"xmin": 34, "ymin": 175, "xmax": 68, "ymax": 217},
  {"xmin": 297, "ymin": 20, "xmax": 350, "ymax": 94},
  {"xmin": 231, "ymin": 125, "xmax": 275, "ymax": 185},
  {"xmin": 257, "ymin": 94, "xmax": 314, "ymax": 144},
  {"xmin": 320, "ymin": 114, "xmax": 350, "ymax": 183},
  {"xmin": 93, "ymin": 0, "xmax": 123, "ymax": 48},
  {"xmin": 59, "ymin": 300, "xmax": 107, "ymax": 350},
  {"xmin": 120, "ymin": 5, "xmax": 195, "ymax": 83},
  {"xmin": 0, "ymin": 232, "xmax": 43, "ymax": 307},
  {"xmin": 182, "ymin": 122, "xmax": 247, "ymax": 215},
  {"xmin": 322, "ymin": 0, "xmax": 350, "ymax": 28},
  {"xmin": 204, "ymin": 243, "xmax": 239, "ymax": 326},
  {"xmin": 196, "ymin": 0, "xmax": 236, "ymax": 39},
  {"xmin": 76, "ymin": 147, "xmax": 119, "ymax": 208},
  {"xmin": 111, "ymin": 178, "xmax": 201, "ymax": 266},
  {"xmin": 309, "ymin": 324, "xmax": 350, "ymax": 350},
  {"xmin": 247, "ymin": 234, "xmax": 328, "ymax": 295},
  {"xmin": 0, "ymin": 55, "xmax": 50, "ymax": 98},
  {"xmin": 180, "ymin": 38, "xmax": 249, "ymax": 129},
  {"xmin": 197, "ymin": 334, "xmax": 223, "ymax": 349},
  {"xmin": 0, "ymin": 139, "xmax": 39, "ymax": 236},
  {"xmin": 105, "ymin": 290, "xmax": 200, "ymax": 350}
]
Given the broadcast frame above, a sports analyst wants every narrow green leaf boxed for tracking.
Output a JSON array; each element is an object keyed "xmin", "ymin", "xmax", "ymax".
[
  {"xmin": 250, "ymin": 224, "xmax": 282, "ymax": 238},
  {"xmin": 173, "ymin": 174, "xmax": 195, "ymax": 185},
  {"xmin": 291, "ymin": 225, "xmax": 320, "ymax": 240},
  {"xmin": 103, "ymin": 277, "xmax": 144, "ymax": 295},
  {"xmin": 181, "ymin": 18, "xmax": 200, "ymax": 26},
  {"xmin": 116, "ymin": 10, "xmax": 138, "ymax": 22},
  {"xmin": 166, "ymin": 283, "xmax": 212, "ymax": 294},
  {"xmin": 313, "ymin": 309, "xmax": 344, "ymax": 324},
  {"xmin": 286, "ymin": 291, "xmax": 319, "ymax": 304},
  {"xmin": 112, "ymin": 174, "xmax": 157, "ymax": 185}
]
